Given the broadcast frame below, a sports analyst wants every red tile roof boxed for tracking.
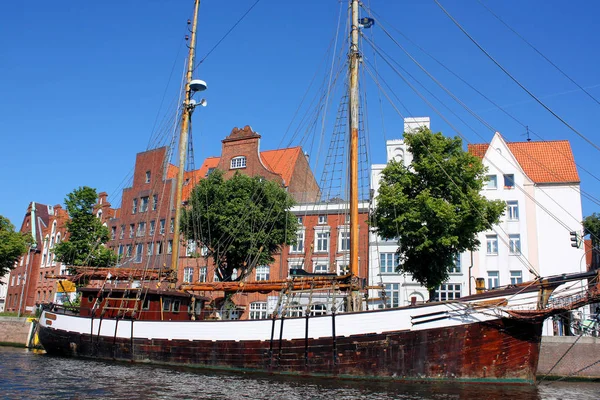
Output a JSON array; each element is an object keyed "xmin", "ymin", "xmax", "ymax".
[
  {"xmin": 261, "ymin": 147, "xmax": 302, "ymax": 185},
  {"xmin": 468, "ymin": 140, "xmax": 579, "ymax": 184}
]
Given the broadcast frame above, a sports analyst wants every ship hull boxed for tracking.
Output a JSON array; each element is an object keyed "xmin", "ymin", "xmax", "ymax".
[{"xmin": 38, "ymin": 307, "xmax": 542, "ymax": 384}]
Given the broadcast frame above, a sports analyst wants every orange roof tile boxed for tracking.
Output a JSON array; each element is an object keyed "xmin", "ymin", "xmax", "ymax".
[
  {"xmin": 261, "ymin": 147, "xmax": 302, "ymax": 185},
  {"xmin": 166, "ymin": 164, "xmax": 178, "ymax": 180},
  {"xmin": 468, "ymin": 140, "xmax": 579, "ymax": 184},
  {"xmin": 182, "ymin": 157, "xmax": 220, "ymax": 201}
]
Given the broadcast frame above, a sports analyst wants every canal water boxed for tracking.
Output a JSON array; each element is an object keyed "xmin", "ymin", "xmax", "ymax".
[{"xmin": 1, "ymin": 347, "xmax": 599, "ymax": 400}]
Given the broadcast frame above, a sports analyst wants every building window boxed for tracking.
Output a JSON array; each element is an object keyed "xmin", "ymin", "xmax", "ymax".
[
  {"xmin": 134, "ymin": 244, "xmax": 143, "ymax": 263},
  {"xmin": 249, "ymin": 302, "xmax": 268, "ymax": 320},
  {"xmin": 118, "ymin": 244, "xmax": 124, "ymax": 258},
  {"xmin": 140, "ymin": 196, "xmax": 149, "ymax": 212},
  {"xmin": 126, "ymin": 245, "xmax": 132, "ymax": 257},
  {"xmin": 111, "ymin": 226, "xmax": 116, "ymax": 240},
  {"xmin": 486, "ymin": 234, "xmax": 498, "ymax": 255},
  {"xmin": 286, "ymin": 302, "xmax": 303, "ymax": 318},
  {"xmin": 435, "ymin": 283, "xmax": 462, "ymax": 301},
  {"xmin": 162, "ymin": 298, "xmax": 171, "ymax": 312},
  {"xmin": 504, "ymin": 174, "xmax": 515, "ymax": 189},
  {"xmin": 318, "ymin": 215, "xmax": 327, "ymax": 225},
  {"xmin": 230, "ymin": 156, "xmax": 247, "ymax": 169},
  {"xmin": 288, "ymin": 259, "xmax": 304, "ymax": 276},
  {"xmin": 145, "ymin": 171, "xmax": 151, "ymax": 183},
  {"xmin": 310, "ymin": 304, "xmax": 327, "ymax": 316},
  {"xmin": 156, "ymin": 241, "xmax": 163, "ymax": 255},
  {"xmin": 186, "ymin": 240, "xmax": 197, "ymax": 257},
  {"xmin": 297, "ymin": 216, "xmax": 303, "ymax": 224},
  {"xmin": 380, "ymin": 253, "xmax": 397, "ymax": 274},
  {"xmin": 383, "ymin": 283, "xmax": 400, "ymax": 308},
  {"xmin": 510, "ymin": 270, "xmax": 523, "ymax": 285},
  {"xmin": 507, "ymin": 201, "xmax": 519, "ymax": 221},
  {"xmin": 450, "ymin": 254, "xmax": 461, "ymax": 273},
  {"xmin": 256, "ymin": 265, "xmax": 270, "ymax": 281},
  {"xmin": 339, "ymin": 230, "xmax": 350, "ymax": 252},
  {"xmin": 199, "ymin": 267, "xmax": 207, "ymax": 282},
  {"xmin": 313, "ymin": 262, "xmax": 328, "ymax": 274},
  {"xmin": 137, "ymin": 222, "xmax": 146, "ymax": 237},
  {"xmin": 336, "ymin": 261, "xmax": 349, "ymax": 275},
  {"xmin": 485, "ymin": 175, "xmax": 497, "ymax": 189},
  {"xmin": 132, "ymin": 198, "xmax": 138, "ymax": 214},
  {"xmin": 291, "ymin": 230, "xmax": 304, "ymax": 253},
  {"xmin": 119, "ymin": 225, "xmax": 125, "ymax": 239},
  {"xmin": 315, "ymin": 231, "xmax": 329, "ymax": 253},
  {"xmin": 152, "ymin": 194, "xmax": 158, "ymax": 211},
  {"xmin": 183, "ymin": 267, "xmax": 194, "ymax": 283},
  {"xmin": 129, "ymin": 224, "xmax": 135, "ymax": 239},
  {"xmin": 159, "ymin": 219, "xmax": 165, "ymax": 234},
  {"xmin": 149, "ymin": 220, "xmax": 155, "ymax": 236},
  {"xmin": 509, "ymin": 234, "xmax": 521, "ymax": 255},
  {"xmin": 147, "ymin": 242, "xmax": 154, "ymax": 256},
  {"xmin": 206, "ymin": 167, "xmax": 215, "ymax": 177},
  {"xmin": 167, "ymin": 240, "xmax": 173, "ymax": 254},
  {"xmin": 487, "ymin": 271, "xmax": 500, "ymax": 289},
  {"xmin": 170, "ymin": 218, "xmax": 174, "ymax": 233}
]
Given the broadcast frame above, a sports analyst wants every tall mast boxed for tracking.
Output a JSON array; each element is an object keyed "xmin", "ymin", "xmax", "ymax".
[
  {"xmin": 171, "ymin": 0, "xmax": 201, "ymax": 281},
  {"xmin": 349, "ymin": 0, "xmax": 360, "ymax": 280}
]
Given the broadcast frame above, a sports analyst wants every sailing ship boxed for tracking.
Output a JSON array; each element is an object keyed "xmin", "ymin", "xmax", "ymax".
[{"xmin": 37, "ymin": 0, "xmax": 600, "ymax": 384}]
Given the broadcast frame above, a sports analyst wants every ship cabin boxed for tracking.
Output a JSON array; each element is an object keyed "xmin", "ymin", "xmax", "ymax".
[{"xmin": 78, "ymin": 287, "xmax": 208, "ymax": 321}]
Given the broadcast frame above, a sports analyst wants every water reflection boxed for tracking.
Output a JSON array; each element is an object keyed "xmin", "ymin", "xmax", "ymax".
[{"xmin": 0, "ymin": 347, "xmax": 598, "ymax": 400}]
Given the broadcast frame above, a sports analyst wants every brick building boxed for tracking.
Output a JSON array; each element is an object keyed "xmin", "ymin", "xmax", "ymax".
[{"xmin": 5, "ymin": 195, "xmax": 114, "ymax": 315}]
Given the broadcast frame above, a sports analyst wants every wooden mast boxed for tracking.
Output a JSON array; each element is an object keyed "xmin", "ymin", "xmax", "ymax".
[
  {"xmin": 348, "ymin": 0, "xmax": 360, "ymax": 306},
  {"xmin": 171, "ymin": 0, "xmax": 201, "ymax": 284}
]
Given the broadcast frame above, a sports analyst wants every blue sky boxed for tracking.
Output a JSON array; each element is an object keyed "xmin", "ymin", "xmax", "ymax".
[{"xmin": 2, "ymin": 0, "xmax": 600, "ymax": 228}]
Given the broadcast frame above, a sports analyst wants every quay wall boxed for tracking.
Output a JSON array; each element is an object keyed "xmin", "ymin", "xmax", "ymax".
[
  {"xmin": 538, "ymin": 336, "xmax": 600, "ymax": 379},
  {"xmin": 0, "ymin": 317, "xmax": 30, "ymax": 346}
]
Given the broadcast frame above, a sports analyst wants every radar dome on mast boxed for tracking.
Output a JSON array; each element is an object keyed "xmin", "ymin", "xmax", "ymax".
[{"xmin": 190, "ymin": 79, "xmax": 207, "ymax": 92}]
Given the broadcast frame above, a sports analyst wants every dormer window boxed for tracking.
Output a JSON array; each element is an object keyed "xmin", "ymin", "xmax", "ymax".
[{"xmin": 230, "ymin": 156, "xmax": 247, "ymax": 169}]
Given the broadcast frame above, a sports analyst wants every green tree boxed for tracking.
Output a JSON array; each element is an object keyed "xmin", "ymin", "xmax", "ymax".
[
  {"xmin": 181, "ymin": 170, "xmax": 298, "ymax": 281},
  {"xmin": 0, "ymin": 215, "xmax": 31, "ymax": 279},
  {"xmin": 583, "ymin": 213, "xmax": 600, "ymax": 249},
  {"xmin": 53, "ymin": 186, "xmax": 116, "ymax": 270},
  {"xmin": 372, "ymin": 128, "xmax": 505, "ymax": 291}
]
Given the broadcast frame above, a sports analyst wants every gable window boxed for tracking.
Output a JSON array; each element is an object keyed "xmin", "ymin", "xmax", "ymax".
[
  {"xmin": 256, "ymin": 265, "xmax": 270, "ymax": 281},
  {"xmin": 132, "ymin": 198, "xmax": 138, "ymax": 214},
  {"xmin": 249, "ymin": 302, "xmax": 268, "ymax": 320},
  {"xmin": 230, "ymin": 156, "xmax": 247, "ymax": 169},
  {"xmin": 509, "ymin": 234, "xmax": 521, "ymax": 255},
  {"xmin": 487, "ymin": 271, "xmax": 499, "ymax": 289},
  {"xmin": 140, "ymin": 196, "xmax": 149, "ymax": 212},
  {"xmin": 183, "ymin": 267, "xmax": 194, "ymax": 283},
  {"xmin": 485, "ymin": 175, "xmax": 497, "ymax": 189},
  {"xmin": 486, "ymin": 234, "xmax": 498, "ymax": 255},
  {"xmin": 507, "ymin": 201, "xmax": 519, "ymax": 221},
  {"xmin": 145, "ymin": 171, "xmax": 151, "ymax": 183},
  {"xmin": 504, "ymin": 174, "xmax": 515, "ymax": 189}
]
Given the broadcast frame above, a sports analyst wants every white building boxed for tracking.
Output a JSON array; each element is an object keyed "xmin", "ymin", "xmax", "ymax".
[{"xmin": 369, "ymin": 121, "xmax": 585, "ymax": 336}]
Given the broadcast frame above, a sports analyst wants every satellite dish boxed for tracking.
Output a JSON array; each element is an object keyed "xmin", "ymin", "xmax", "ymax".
[{"xmin": 190, "ymin": 79, "xmax": 207, "ymax": 92}]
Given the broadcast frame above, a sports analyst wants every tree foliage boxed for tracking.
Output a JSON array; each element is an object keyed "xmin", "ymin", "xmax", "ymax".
[
  {"xmin": 583, "ymin": 213, "xmax": 600, "ymax": 248},
  {"xmin": 181, "ymin": 170, "xmax": 298, "ymax": 282},
  {"xmin": 0, "ymin": 215, "xmax": 30, "ymax": 280},
  {"xmin": 372, "ymin": 128, "xmax": 505, "ymax": 290},
  {"xmin": 53, "ymin": 186, "xmax": 116, "ymax": 270}
]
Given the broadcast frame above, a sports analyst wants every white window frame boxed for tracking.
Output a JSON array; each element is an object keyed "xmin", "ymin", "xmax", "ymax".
[
  {"xmin": 485, "ymin": 174, "xmax": 497, "ymax": 190},
  {"xmin": 249, "ymin": 302, "xmax": 268, "ymax": 320},
  {"xmin": 199, "ymin": 266, "xmax": 207, "ymax": 282},
  {"xmin": 183, "ymin": 267, "xmax": 194, "ymax": 283},
  {"xmin": 290, "ymin": 229, "xmax": 305, "ymax": 253},
  {"xmin": 383, "ymin": 283, "xmax": 400, "ymax": 308},
  {"xmin": 435, "ymin": 283, "xmax": 462, "ymax": 301},
  {"xmin": 487, "ymin": 271, "xmax": 499, "ymax": 289},
  {"xmin": 140, "ymin": 196, "xmax": 149, "ymax": 212},
  {"xmin": 510, "ymin": 270, "xmax": 523, "ymax": 285},
  {"xmin": 379, "ymin": 252, "xmax": 396, "ymax": 274},
  {"xmin": 132, "ymin": 198, "xmax": 138, "ymax": 214},
  {"xmin": 134, "ymin": 244, "xmax": 143, "ymax": 263},
  {"xmin": 313, "ymin": 261, "xmax": 328, "ymax": 274},
  {"xmin": 486, "ymin": 234, "xmax": 498, "ymax": 255},
  {"xmin": 509, "ymin": 234, "xmax": 521, "ymax": 255},
  {"xmin": 314, "ymin": 228, "xmax": 330, "ymax": 253},
  {"xmin": 338, "ymin": 229, "xmax": 350, "ymax": 252},
  {"xmin": 230, "ymin": 156, "xmax": 247, "ymax": 169},
  {"xmin": 256, "ymin": 265, "xmax": 270, "ymax": 281},
  {"xmin": 450, "ymin": 254, "xmax": 461, "ymax": 274},
  {"xmin": 318, "ymin": 215, "xmax": 327, "ymax": 225},
  {"xmin": 288, "ymin": 258, "xmax": 304, "ymax": 276},
  {"xmin": 507, "ymin": 201, "xmax": 519, "ymax": 221}
]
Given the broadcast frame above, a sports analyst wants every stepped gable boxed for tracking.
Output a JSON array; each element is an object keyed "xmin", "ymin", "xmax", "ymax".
[{"xmin": 468, "ymin": 139, "xmax": 579, "ymax": 184}]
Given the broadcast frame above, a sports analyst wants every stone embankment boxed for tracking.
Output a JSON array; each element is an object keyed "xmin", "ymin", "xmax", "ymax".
[
  {"xmin": 0, "ymin": 317, "xmax": 31, "ymax": 347},
  {"xmin": 538, "ymin": 336, "xmax": 600, "ymax": 380}
]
